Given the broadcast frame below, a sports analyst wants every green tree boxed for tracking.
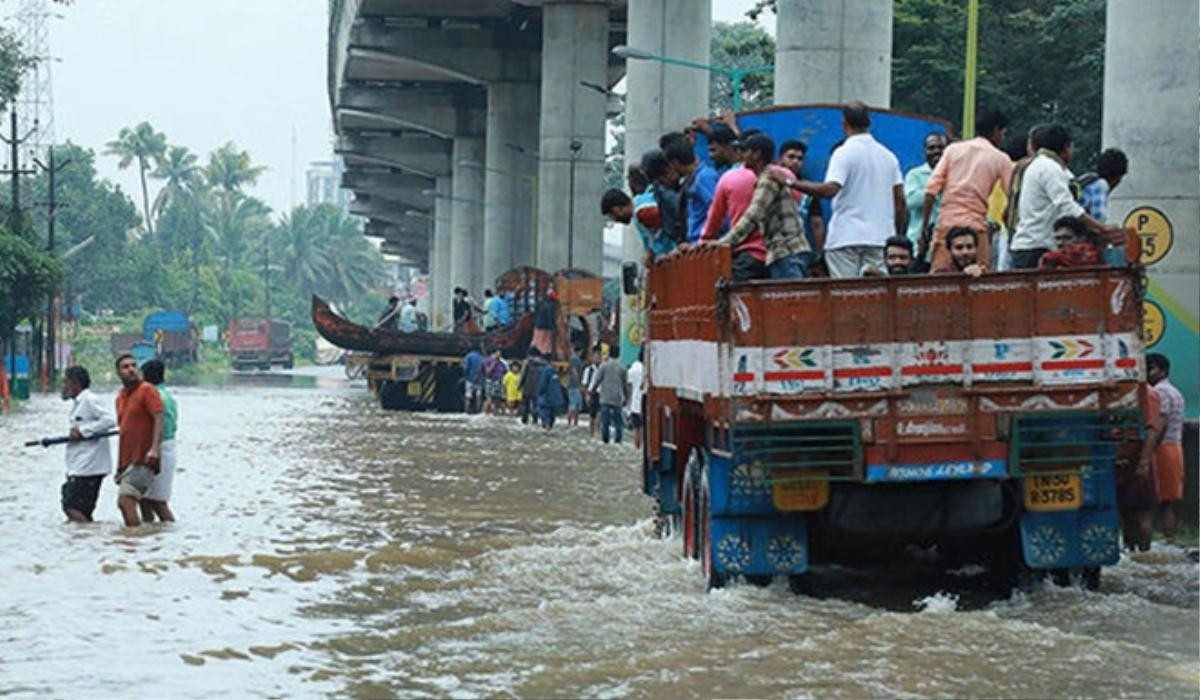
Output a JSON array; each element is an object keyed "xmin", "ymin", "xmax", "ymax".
[
  {"xmin": 105, "ymin": 122, "xmax": 167, "ymax": 234},
  {"xmin": 205, "ymin": 142, "xmax": 266, "ymax": 205},
  {"xmin": 709, "ymin": 21, "xmax": 775, "ymax": 113},
  {"xmin": 0, "ymin": 27, "xmax": 33, "ymax": 112},
  {"xmin": 893, "ymin": 0, "xmax": 1105, "ymax": 167},
  {"xmin": 0, "ymin": 226, "xmax": 62, "ymax": 346},
  {"xmin": 151, "ymin": 145, "xmax": 203, "ymax": 223}
]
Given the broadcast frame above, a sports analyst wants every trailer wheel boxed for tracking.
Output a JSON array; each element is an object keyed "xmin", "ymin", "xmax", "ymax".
[
  {"xmin": 378, "ymin": 380, "xmax": 410, "ymax": 410},
  {"xmin": 282, "ymin": 355, "xmax": 294, "ymax": 370},
  {"xmin": 681, "ymin": 450, "xmax": 702, "ymax": 560},
  {"xmin": 699, "ymin": 469, "xmax": 725, "ymax": 590}
]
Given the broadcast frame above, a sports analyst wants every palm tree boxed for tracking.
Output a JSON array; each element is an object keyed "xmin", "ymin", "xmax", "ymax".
[
  {"xmin": 203, "ymin": 192, "xmax": 272, "ymax": 321},
  {"xmin": 321, "ymin": 208, "xmax": 386, "ymax": 301},
  {"xmin": 105, "ymin": 122, "xmax": 167, "ymax": 233},
  {"xmin": 151, "ymin": 145, "xmax": 202, "ymax": 223},
  {"xmin": 274, "ymin": 205, "xmax": 331, "ymax": 300},
  {"xmin": 205, "ymin": 142, "xmax": 266, "ymax": 205}
]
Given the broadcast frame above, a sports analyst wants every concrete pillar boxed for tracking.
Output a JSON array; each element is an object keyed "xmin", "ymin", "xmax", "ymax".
[
  {"xmin": 483, "ymin": 82, "xmax": 540, "ymax": 286},
  {"xmin": 536, "ymin": 0, "xmax": 609, "ymax": 274},
  {"xmin": 623, "ymin": 0, "xmax": 711, "ymax": 261},
  {"xmin": 774, "ymin": 0, "xmax": 892, "ymax": 107},
  {"xmin": 450, "ymin": 136, "xmax": 486, "ymax": 297},
  {"xmin": 432, "ymin": 176, "xmax": 454, "ymax": 331},
  {"xmin": 1103, "ymin": 0, "xmax": 1199, "ymax": 415}
]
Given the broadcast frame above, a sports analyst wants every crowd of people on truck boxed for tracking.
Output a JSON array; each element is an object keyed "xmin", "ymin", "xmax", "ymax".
[
  {"xmin": 54, "ymin": 356, "xmax": 181, "ymax": 527},
  {"xmin": 602, "ymin": 101, "xmax": 1131, "ymax": 280},
  {"xmin": 598, "ymin": 100, "xmax": 1191, "ymax": 554},
  {"xmin": 460, "ymin": 338, "xmax": 646, "ymax": 449}
]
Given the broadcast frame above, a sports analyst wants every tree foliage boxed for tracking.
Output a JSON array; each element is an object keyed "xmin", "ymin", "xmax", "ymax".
[
  {"xmin": 0, "ymin": 226, "xmax": 63, "ymax": 345},
  {"xmin": 892, "ymin": 0, "xmax": 1106, "ymax": 168},
  {"xmin": 709, "ymin": 21, "xmax": 775, "ymax": 113},
  {"xmin": 7, "ymin": 131, "xmax": 387, "ymax": 360},
  {"xmin": 0, "ymin": 27, "xmax": 33, "ymax": 113}
]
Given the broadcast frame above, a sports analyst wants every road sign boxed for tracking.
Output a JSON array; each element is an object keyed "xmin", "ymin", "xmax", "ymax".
[{"xmin": 1123, "ymin": 206, "xmax": 1173, "ymax": 265}]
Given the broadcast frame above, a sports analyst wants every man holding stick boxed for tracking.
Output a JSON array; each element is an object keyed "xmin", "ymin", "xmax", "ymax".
[
  {"xmin": 113, "ymin": 354, "xmax": 164, "ymax": 527},
  {"xmin": 60, "ymin": 366, "xmax": 116, "ymax": 522}
]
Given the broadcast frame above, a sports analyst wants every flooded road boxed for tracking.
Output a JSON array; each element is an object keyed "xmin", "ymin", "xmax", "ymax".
[{"xmin": 2, "ymin": 372, "xmax": 1197, "ymax": 698}]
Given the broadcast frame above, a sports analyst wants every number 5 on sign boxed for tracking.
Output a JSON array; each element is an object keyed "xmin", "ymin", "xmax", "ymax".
[{"xmin": 1123, "ymin": 206, "xmax": 1173, "ymax": 265}]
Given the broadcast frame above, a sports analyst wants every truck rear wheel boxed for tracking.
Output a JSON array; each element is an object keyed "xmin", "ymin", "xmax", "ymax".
[
  {"xmin": 699, "ymin": 470, "xmax": 725, "ymax": 590},
  {"xmin": 378, "ymin": 380, "xmax": 410, "ymax": 411},
  {"xmin": 682, "ymin": 450, "xmax": 702, "ymax": 560}
]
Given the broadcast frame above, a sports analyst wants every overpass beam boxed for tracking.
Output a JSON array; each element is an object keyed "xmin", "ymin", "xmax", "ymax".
[
  {"xmin": 483, "ymin": 81, "xmax": 540, "ymax": 286},
  {"xmin": 774, "ymin": 0, "xmax": 892, "ymax": 106},
  {"xmin": 535, "ymin": 0, "xmax": 609, "ymax": 274}
]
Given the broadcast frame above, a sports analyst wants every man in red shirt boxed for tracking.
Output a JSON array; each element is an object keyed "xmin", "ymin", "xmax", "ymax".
[
  {"xmin": 114, "ymin": 353, "xmax": 163, "ymax": 527},
  {"xmin": 700, "ymin": 137, "xmax": 768, "ymax": 281}
]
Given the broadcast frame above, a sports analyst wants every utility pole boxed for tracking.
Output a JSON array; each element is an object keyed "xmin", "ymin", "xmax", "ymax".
[
  {"xmin": 35, "ymin": 147, "xmax": 71, "ymax": 388},
  {"xmin": 1, "ymin": 110, "xmax": 38, "ymax": 237}
]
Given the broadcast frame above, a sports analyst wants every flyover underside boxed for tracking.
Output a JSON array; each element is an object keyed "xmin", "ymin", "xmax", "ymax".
[{"xmin": 329, "ymin": 0, "xmax": 627, "ymax": 304}]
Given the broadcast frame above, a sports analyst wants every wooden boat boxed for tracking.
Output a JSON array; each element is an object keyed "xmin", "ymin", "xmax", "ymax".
[{"xmin": 311, "ymin": 295, "xmax": 536, "ymax": 358}]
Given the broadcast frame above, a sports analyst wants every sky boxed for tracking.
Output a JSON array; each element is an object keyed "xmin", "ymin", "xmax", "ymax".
[{"xmin": 7, "ymin": 0, "xmax": 769, "ymax": 221}]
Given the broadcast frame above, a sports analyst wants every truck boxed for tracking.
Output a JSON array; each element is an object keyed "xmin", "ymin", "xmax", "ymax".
[
  {"xmin": 142, "ymin": 310, "xmax": 198, "ymax": 367},
  {"xmin": 228, "ymin": 318, "xmax": 294, "ymax": 370},
  {"xmin": 642, "ymin": 244, "xmax": 1146, "ymax": 591},
  {"xmin": 314, "ymin": 267, "xmax": 605, "ymax": 412}
]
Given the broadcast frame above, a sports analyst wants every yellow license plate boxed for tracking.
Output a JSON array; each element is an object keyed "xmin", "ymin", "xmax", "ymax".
[
  {"xmin": 1023, "ymin": 473, "xmax": 1082, "ymax": 511},
  {"xmin": 772, "ymin": 470, "xmax": 830, "ymax": 511},
  {"xmin": 407, "ymin": 381, "xmax": 422, "ymax": 397}
]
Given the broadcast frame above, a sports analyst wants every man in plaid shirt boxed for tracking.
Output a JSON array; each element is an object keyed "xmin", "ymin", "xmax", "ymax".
[
  {"xmin": 1078, "ymin": 148, "xmax": 1129, "ymax": 222},
  {"xmin": 711, "ymin": 133, "xmax": 812, "ymax": 279}
]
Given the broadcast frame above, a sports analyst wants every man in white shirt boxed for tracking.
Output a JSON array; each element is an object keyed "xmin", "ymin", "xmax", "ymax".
[
  {"xmin": 1009, "ymin": 124, "xmax": 1122, "ymax": 269},
  {"xmin": 782, "ymin": 101, "xmax": 907, "ymax": 278},
  {"xmin": 626, "ymin": 349, "xmax": 646, "ymax": 450},
  {"xmin": 60, "ymin": 366, "xmax": 116, "ymax": 522}
]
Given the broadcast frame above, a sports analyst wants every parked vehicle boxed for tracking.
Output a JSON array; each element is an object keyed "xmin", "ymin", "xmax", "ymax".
[
  {"xmin": 143, "ymin": 310, "xmax": 198, "ymax": 367},
  {"xmin": 228, "ymin": 318, "xmax": 294, "ymax": 370}
]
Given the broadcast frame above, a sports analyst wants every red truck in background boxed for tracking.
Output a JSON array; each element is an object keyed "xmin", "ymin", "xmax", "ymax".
[{"xmin": 228, "ymin": 318, "xmax": 294, "ymax": 371}]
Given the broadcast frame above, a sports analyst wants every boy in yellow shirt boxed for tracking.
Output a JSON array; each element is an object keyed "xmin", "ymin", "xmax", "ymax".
[{"xmin": 502, "ymin": 361, "xmax": 523, "ymax": 416}]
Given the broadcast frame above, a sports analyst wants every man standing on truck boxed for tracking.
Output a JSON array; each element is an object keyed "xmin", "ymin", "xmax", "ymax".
[
  {"xmin": 665, "ymin": 138, "xmax": 719, "ymax": 243},
  {"xmin": 398, "ymin": 299, "xmax": 419, "ymax": 333},
  {"xmin": 60, "ymin": 366, "xmax": 116, "ymax": 523},
  {"xmin": 920, "ymin": 111, "xmax": 1011, "ymax": 271},
  {"xmin": 777, "ymin": 139, "xmax": 826, "ymax": 254},
  {"xmin": 702, "ymin": 135, "xmax": 769, "ymax": 281},
  {"xmin": 780, "ymin": 102, "xmax": 906, "ymax": 278},
  {"xmin": 113, "ymin": 354, "xmax": 163, "ymax": 527},
  {"xmin": 1147, "ymin": 353, "xmax": 1185, "ymax": 543},
  {"xmin": 1009, "ymin": 125, "xmax": 1124, "ymax": 269},
  {"xmin": 378, "ymin": 295, "xmax": 401, "ymax": 331},
  {"xmin": 589, "ymin": 345, "xmax": 628, "ymax": 445},
  {"xmin": 905, "ymin": 131, "xmax": 948, "ymax": 269},
  {"xmin": 712, "ymin": 134, "xmax": 812, "ymax": 279}
]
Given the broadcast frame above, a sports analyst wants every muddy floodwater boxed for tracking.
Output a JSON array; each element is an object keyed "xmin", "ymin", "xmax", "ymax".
[{"xmin": 2, "ymin": 370, "xmax": 1197, "ymax": 698}]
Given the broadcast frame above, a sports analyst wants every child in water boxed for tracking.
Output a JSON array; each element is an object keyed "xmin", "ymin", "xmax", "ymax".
[{"xmin": 503, "ymin": 361, "xmax": 522, "ymax": 416}]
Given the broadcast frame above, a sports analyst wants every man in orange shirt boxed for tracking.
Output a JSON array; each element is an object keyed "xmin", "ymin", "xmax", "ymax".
[
  {"xmin": 113, "ymin": 353, "xmax": 164, "ymax": 527},
  {"xmin": 921, "ymin": 110, "xmax": 1012, "ymax": 270}
]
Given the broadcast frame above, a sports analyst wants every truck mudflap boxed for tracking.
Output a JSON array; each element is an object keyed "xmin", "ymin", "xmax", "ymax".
[
  {"xmin": 1012, "ymin": 411, "xmax": 1133, "ymax": 569},
  {"xmin": 709, "ymin": 516, "xmax": 809, "ymax": 578}
]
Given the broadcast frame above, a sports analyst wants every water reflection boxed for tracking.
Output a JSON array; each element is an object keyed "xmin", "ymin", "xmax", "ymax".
[{"xmin": 1, "ymin": 382, "xmax": 1196, "ymax": 699}]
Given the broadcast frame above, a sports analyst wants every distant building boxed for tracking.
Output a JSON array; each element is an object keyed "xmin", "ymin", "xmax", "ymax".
[{"xmin": 306, "ymin": 158, "xmax": 351, "ymax": 212}]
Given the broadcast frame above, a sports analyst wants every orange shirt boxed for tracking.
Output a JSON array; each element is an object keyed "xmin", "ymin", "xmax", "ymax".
[
  {"xmin": 925, "ymin": 136, "xmax": 1012, "ymax": 230},
  {"xmin": 116, "ymin": 380, "xmax": 163, "ymax": 469}
]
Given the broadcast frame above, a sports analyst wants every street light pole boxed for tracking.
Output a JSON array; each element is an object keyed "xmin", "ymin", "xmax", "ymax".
[
  {"xmin": 611, "ymin": 45, "xmax": 773, "ymax": 112},
  {"xmin": 567, "ymin": 140, "xmax": 582, "ymax": 269}
]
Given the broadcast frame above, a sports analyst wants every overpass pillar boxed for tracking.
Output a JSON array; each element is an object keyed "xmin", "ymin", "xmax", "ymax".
[
  {"xmin": 483, "ymin": 81, "xmax": 540, "ymax": 286},
  {"xmin": 536, "ymin": 0, "xmax": 609, "ymax": 274},
  {"xmin": 1103, "ymin": 0, "xmax": 1199, "ymax": 416},
  {"xmin": 451, "ymin": 136, "xmax": 486, "ymax": 297},
  {"xmin": 623, "ymin": 0, "xmax": 711, "ymax": 261},
  {"xmin": 432, "ymin": 176, "xmax": 454, "ymax": 331},
  {"xmin": 774, "ymin": 0, "xmax": 892, "ymax": 106}
]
